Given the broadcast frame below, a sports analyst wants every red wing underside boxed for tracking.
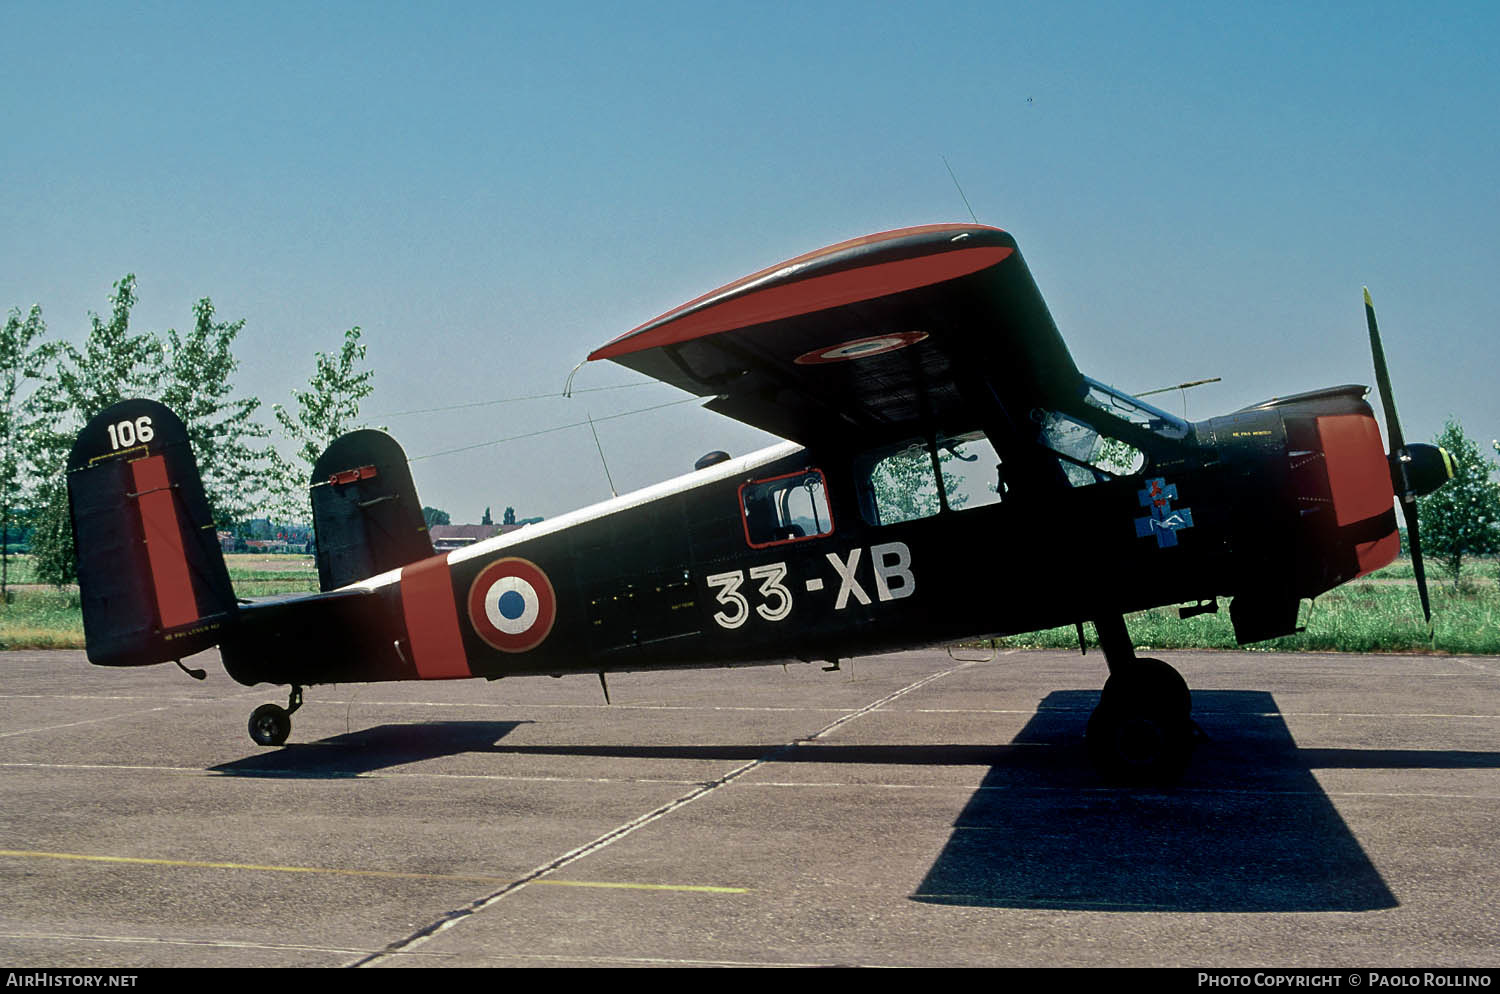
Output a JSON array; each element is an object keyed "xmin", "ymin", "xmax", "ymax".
[{"xmin": 588, "ymin": 224, "xmax": 1083, "ymax": 444}]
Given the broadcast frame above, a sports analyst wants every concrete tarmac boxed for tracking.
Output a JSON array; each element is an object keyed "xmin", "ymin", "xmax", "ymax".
[{"xmin": 1, "ymin": 647, "xmax": 1497, "ymax": 968}]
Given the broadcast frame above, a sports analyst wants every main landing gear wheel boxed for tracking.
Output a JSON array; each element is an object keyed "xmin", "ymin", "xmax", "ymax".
[
  {"xmin": 1086, "ymin": 657, "xmax": 1195, "ymax": 785},
  {"xmin": 247, "ymin": 685, "xmax": 303, "ymax": 747},
  {"xmin": 248, "ymin": 704, "xmax": 290, "ymax": 746}
]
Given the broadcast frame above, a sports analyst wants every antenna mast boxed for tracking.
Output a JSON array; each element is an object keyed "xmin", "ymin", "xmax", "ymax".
[
  {"xmin": 586, "ymin": 412, "xmax": 618, "ymax": 497},
  {"xmin": 942, "ymin": 156, "xmax": 979, "ymax": 224}
]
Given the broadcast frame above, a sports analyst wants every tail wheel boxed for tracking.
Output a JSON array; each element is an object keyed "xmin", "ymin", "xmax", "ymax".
[
  {"xmin": 248, "ymin": 703, "xmax": 291, "ymax": 747},
  {"xmin": 1087, "ymin": 657, "xmax": 1194, "ymax": 785}
]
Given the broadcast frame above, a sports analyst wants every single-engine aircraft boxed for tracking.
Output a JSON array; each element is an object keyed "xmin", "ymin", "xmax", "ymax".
[{"xmin": 66, "ymin": 223, "xmax": 1455, "ymax": 782}]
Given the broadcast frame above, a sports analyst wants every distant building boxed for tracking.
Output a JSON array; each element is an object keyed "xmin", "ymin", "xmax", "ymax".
[
  {"xmin": 429, "ymin": 522, "xmax": 531, "ymax": 551},
  {"xmin": 243, "ymin": 539, "xmax": 298, "ymax": 554}
]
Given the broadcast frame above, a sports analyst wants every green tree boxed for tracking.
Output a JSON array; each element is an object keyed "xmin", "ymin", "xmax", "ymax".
[
  {"xmin": 160, "ymin": 298, "xmax": 268, "ymax": 529},
  {"xmin": 1094, "ymin": 436, "xmax": 1144, "ymax": 476},
  {"xmin": 1417, "ymin": 418, "xmax": 1500, "ymax": 587},
  {"xmin": 27, "ymin": 276, "xmax": 163, "ymax": 586},
  {"xmin": 1, "ymin": 305, "xmax": 49, "ymax": 600},
  {"xmin": 481, "ymin": 506, "xmax": 492, "ymax": 526},
  {"xmin": 267, "ymin": 326, "xmax": 375, "ymax": 525},
  {"xmin": 422, "ymin": 505, "xmax": 450, "ymax": 528}
]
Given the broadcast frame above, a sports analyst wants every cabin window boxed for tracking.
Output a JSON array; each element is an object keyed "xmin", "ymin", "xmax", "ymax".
[
  {"xmin": 864, "ymin": 442, "xmax": 939, "ymax": 526},
  {"xmin": 938, "ymin": 432, "xmax": 1005, "ymax": 512},
  {"xmin": 739, "ymin": 469, "xmax": 834, "ymax": 548},
  {"xmin": 857, "ymin": 432, "xmax": 1004, "ymax": 527}
]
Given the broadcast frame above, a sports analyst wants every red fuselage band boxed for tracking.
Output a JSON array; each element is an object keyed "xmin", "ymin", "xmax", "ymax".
[{"xmin": 400, "ymin": 554, "xmax": 472, "ymax": 679}]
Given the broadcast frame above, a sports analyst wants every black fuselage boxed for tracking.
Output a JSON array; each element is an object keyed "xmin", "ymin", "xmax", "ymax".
[{"xmin": 219, "ymin": 384, "xmax": 1395, "ymax": 689}]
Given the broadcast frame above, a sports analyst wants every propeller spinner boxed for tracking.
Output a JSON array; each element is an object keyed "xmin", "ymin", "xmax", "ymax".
[{"xmin": 1363, "ymin": 288, "xmax": 1455, "ymax": 622}]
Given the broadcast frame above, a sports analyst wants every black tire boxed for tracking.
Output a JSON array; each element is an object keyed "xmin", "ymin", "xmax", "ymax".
[
  {"xmin": 1097, "ymin": 656, "xmax": 1191, "ymax": 719},
  {"xmin": 1087, "ymin": 657, "xmax": 1193, "ymax": 785},
  {"xmin": 248, "ymin": 703, "xmax": 291, "ymax": 747}
]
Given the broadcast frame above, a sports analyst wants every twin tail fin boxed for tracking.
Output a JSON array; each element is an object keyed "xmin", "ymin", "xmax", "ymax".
[{"xmin": 67, "ymin": 399, "xmax": 236, "ymax": 667}]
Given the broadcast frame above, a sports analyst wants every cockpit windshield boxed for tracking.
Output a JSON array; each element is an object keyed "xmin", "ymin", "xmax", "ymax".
[
  {"xmin": 1030, "ymin": 379, "xmax": 1188, "ymax": 487},
  {"xmin": 1035, "ymin": 411, "xmax": 1145, "ymax": 486}
]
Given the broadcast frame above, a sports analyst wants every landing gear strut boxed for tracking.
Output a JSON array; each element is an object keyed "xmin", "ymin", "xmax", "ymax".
[
  {"xmin": 1085, "ymin": 615, "xmax": 1195, "ymax": 784},
  {"xmin": 248, "ymin": 685, "xmax": 303, "ymax": 747}
]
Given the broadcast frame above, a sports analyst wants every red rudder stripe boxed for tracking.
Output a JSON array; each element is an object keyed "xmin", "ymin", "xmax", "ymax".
[{"xmin": 130, "ymin": 455, "xmax": 198, "ymax": 630}]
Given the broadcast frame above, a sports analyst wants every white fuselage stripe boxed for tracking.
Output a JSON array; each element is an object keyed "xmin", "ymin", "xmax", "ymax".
[{"xmin": 347, "ymin": 440, "xmax": 804, "ymax": 592}]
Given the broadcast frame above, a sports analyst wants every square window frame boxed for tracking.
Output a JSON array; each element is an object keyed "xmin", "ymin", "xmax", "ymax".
[{"xmin": 737, "ymin": 468, "xmax": 836, "ymax": 550}]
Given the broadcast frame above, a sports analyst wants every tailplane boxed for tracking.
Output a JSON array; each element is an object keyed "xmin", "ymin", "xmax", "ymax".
[{"xmin": 67, "ymin": 399, "xmax": 236, "ymax": 666}]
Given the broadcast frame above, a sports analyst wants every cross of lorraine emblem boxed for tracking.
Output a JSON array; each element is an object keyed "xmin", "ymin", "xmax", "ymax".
[{"xmin": 1135, "ymin": 477, "xmax": 1194, "ymax": 548}]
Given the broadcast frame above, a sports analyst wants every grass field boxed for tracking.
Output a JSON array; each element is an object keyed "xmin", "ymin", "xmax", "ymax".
[
  {"xmin": 1, "ymin": 554, "xmax": 1496, "ymax": 653},
  {"xmin": 993, "ymin": 579, "xmax": 1498, "ymax": 655},
  {"xmin": 0, "ymin": 554, "xmax": 319, "ymax": 650}
]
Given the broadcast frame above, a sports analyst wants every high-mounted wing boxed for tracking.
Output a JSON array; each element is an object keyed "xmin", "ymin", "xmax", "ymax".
[{"xmin": 589, "ymin": 224, "xmax": 1083, "ymax": 444}]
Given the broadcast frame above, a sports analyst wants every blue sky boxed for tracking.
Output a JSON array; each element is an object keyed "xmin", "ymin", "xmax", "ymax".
[{"xmin": 3, "ymin": 1, "xmax": 1496, "ymax": 519}]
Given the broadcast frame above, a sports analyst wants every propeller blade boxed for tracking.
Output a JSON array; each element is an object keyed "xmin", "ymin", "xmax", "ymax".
[
  {"xmin": 1365, "ymin": 287, "xmax": 1434, "ymax": 626},
  {"xmin": 1401, "ymin": 493, "xmax": 1432, "ymax": 624},
  {"xmin": 1364, "ymin": 287, "xmax": 1406, "ymax": 453}
]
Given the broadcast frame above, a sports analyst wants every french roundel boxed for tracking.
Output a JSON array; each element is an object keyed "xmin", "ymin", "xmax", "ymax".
[
  {"xmin": 793, "ymin": 331, "xmax": 928, "ymax": 365},
  {"xmin": 467, "ymin": 557, "xmax": 557, "ymax": 653}
]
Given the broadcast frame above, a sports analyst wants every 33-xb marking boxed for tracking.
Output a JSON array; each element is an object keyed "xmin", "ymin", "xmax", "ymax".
[{"xmin": 706, "ymin": 542, "xmax": 914, "ymax": 630}]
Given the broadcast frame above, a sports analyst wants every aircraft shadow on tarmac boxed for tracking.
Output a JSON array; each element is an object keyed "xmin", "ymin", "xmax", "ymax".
[
  {"xmin": 210, "ymin": 721, "xmax": 530, "ymax": 778},
  {"xmin": 910, "ymin": 689, "xmax": 1500, "ymax": 913},
  {"xmin": 204, "ymin": 692, "xmax": 1500, "ymax": 913}
]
